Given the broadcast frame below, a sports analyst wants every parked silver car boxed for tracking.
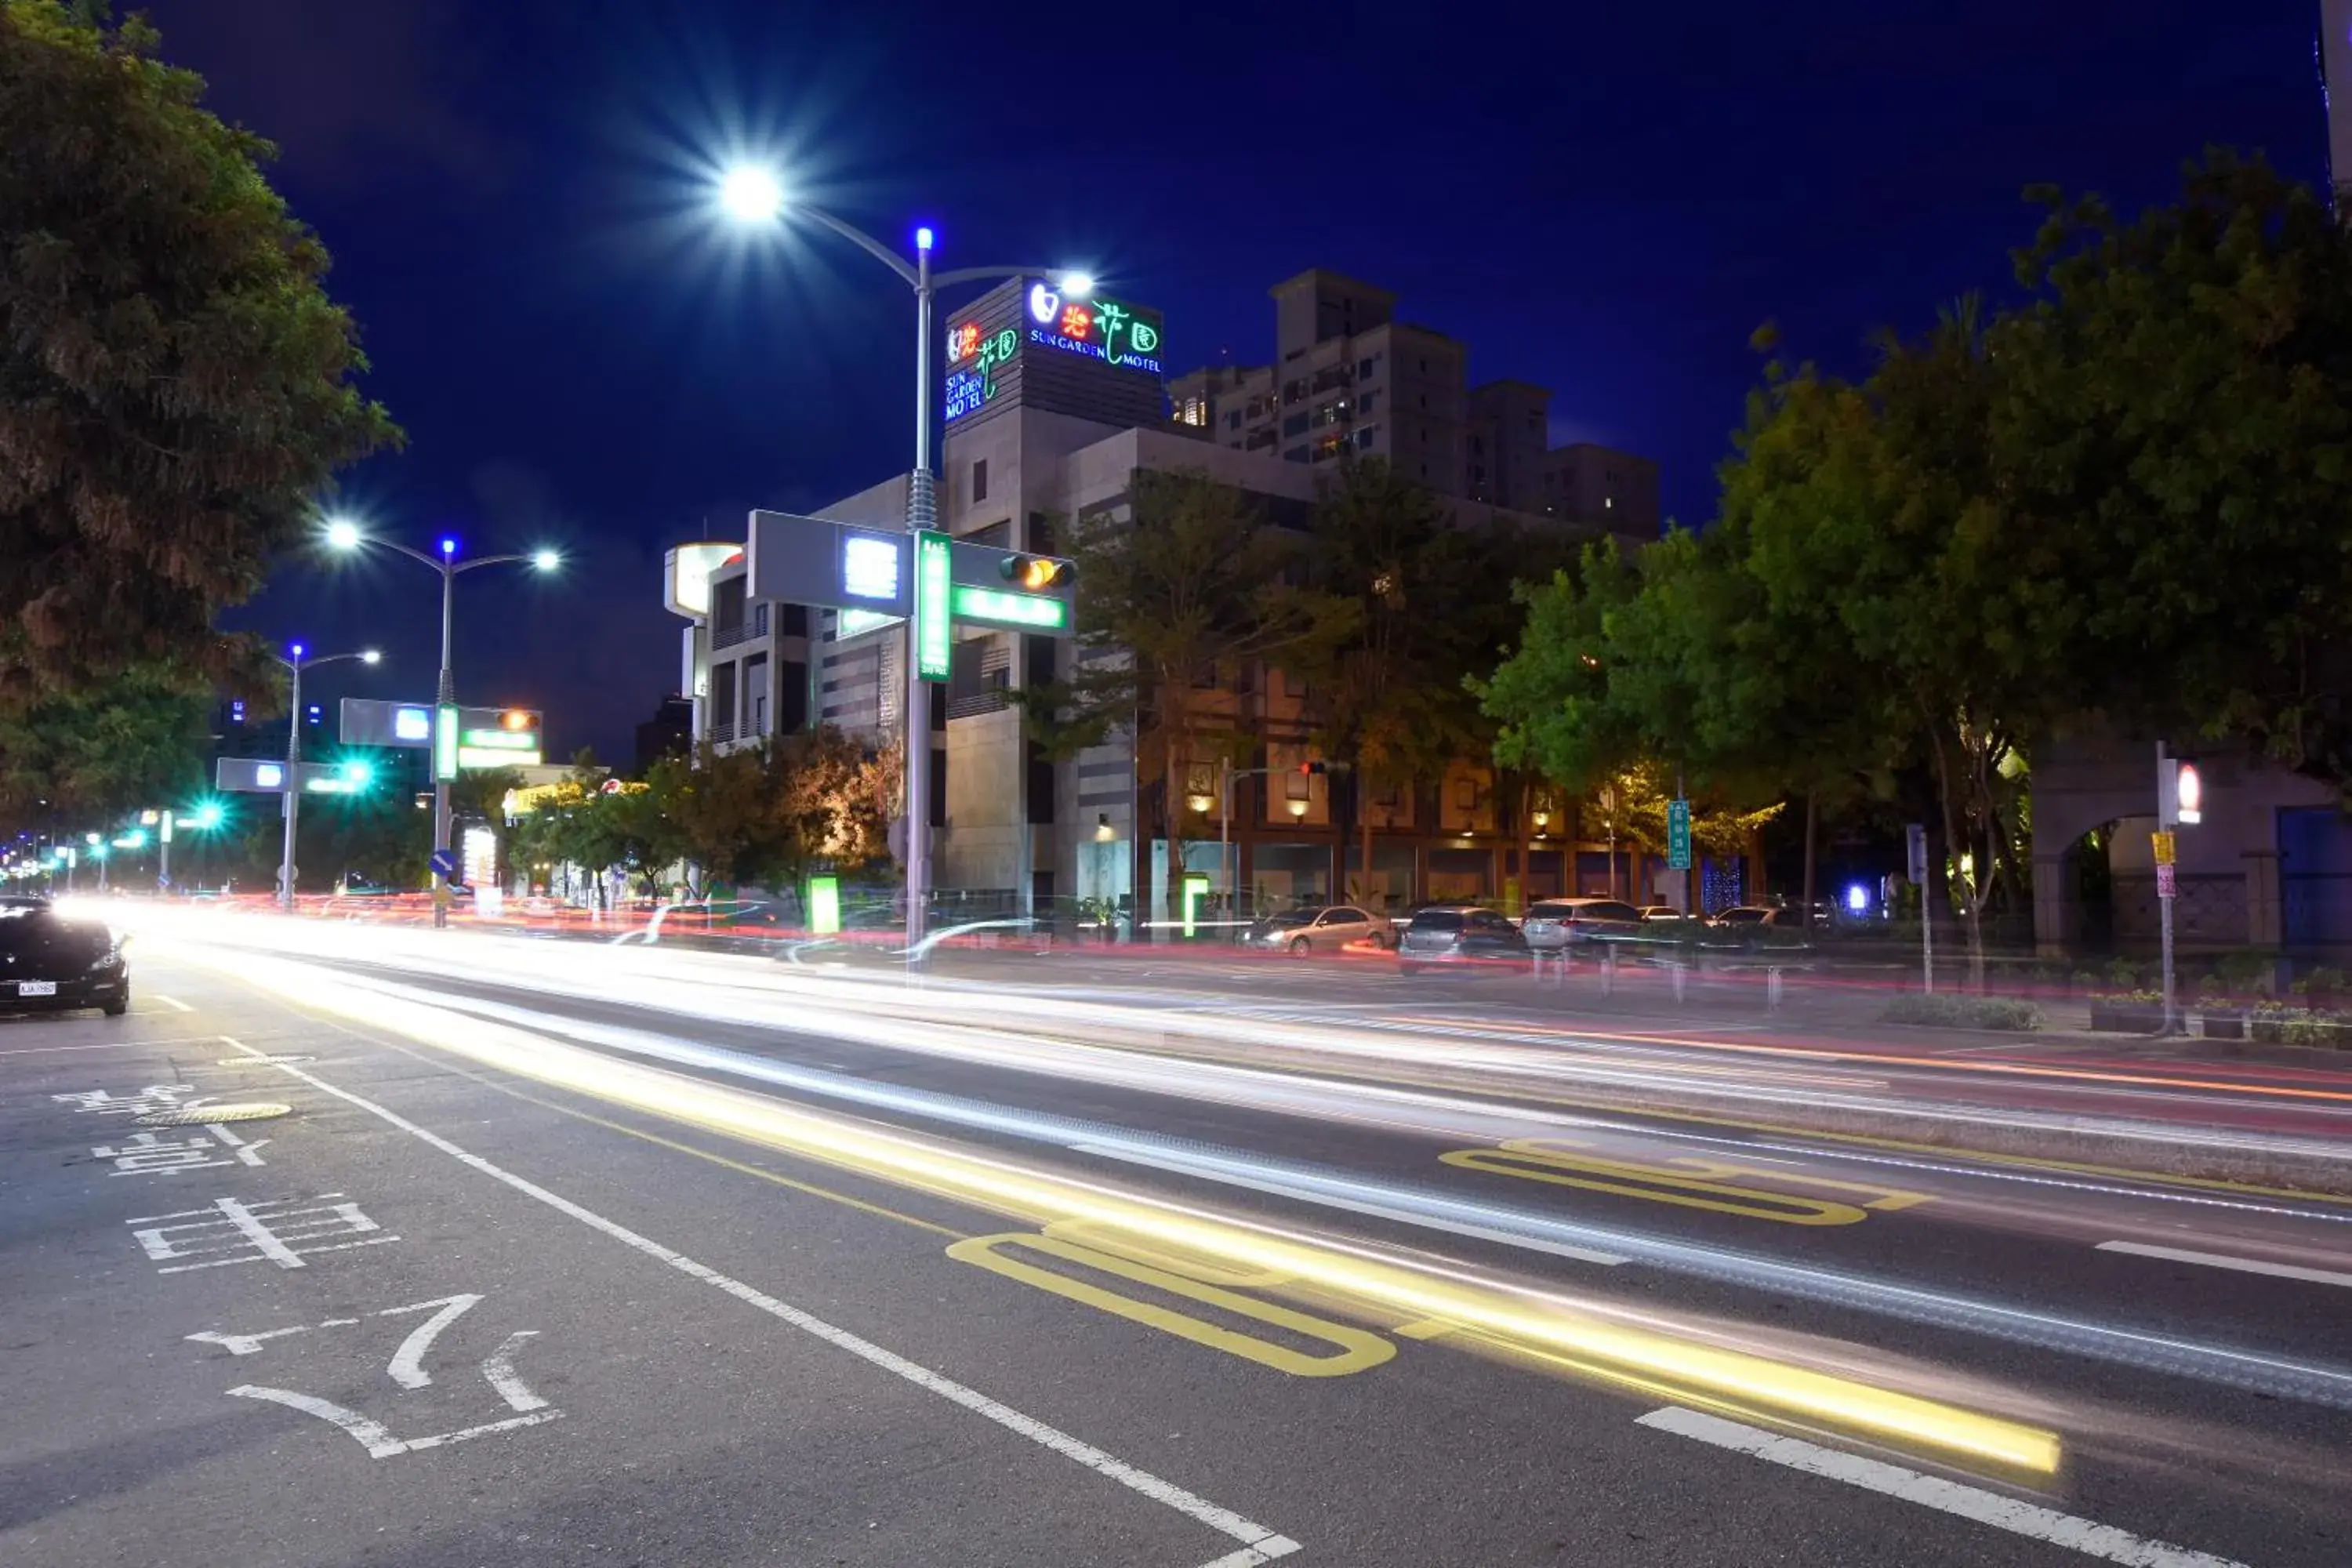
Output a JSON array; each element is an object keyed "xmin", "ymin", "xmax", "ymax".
[
  {"xmin": 1518, "ymin": 898, "xmax": 1644, "ymax": 952},
  {"xmin": 1397, "ymin": 906, "xmax": 1534, "ymax": 975},
  {"xmin": 1243, "ymin": 904, "xmax": 1396, "ymax": 954}
]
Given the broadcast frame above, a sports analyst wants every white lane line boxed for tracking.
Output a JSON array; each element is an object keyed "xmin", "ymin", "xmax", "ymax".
[
  {"xmin": 1636, "ymin": 1406, "xmax": 2247, "ymax": 1568},
  {"xmin": 0, "ymin": 1036, "xmax": 216, "ymax": 1055},
  {"xmin": 215, "ymin": 1036, "xmax": 1300, "ymax": 1568},
  {"xmin": 152, "ymin": 994, "xmax": 197, "ymax": 1013},
  {"xmin": 1074, "ymin": 1142, "xmax": 1631, "ymax": 1268},
  {"xmin": 2096, "ymin": 1239, "xmax": 2352, "ymax": 1290},
  {"xmin": 481, "ymin": 1330, "xmax": 551, "ymax": 1412}
]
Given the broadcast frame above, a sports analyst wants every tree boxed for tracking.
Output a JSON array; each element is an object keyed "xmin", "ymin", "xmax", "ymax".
[
  {"xmin": 1022, "ymin": 470, "xmax": 1357, "ymax": 920},
  {"xmin": 0, "ymin": 661, "xmax": 209, "ymax": 825},
  {"xmin": 1992, "ymin": 151, "xmax": 2352, "ymax": 793},
  {"xmin": 0, "ymin": 2, "xmax": 398, "ymax": 704},
  {"xmin": 1308, "ymin": 456, "xmax": 1537, "ymax": 897}
]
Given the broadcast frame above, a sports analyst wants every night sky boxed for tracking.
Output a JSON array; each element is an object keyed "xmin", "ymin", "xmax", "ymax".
[{"xmin": 140, "ymin": 1, "xmax": 2328, "ymax": 764}]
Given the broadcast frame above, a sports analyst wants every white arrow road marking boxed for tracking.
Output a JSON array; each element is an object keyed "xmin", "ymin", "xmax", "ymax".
[
  {"xmin": 382, "ymin": 1294, "xmax": 482, "ymax": 1388},
  {"xmin": 1637, "ymin": 1406, "xmax": 2249, "ymax": 1568},
  {"xmin": 187, "ymin": 1326, "xmax": 310, "ymax": 1356},
  {"xmin": 480, "ymin": 1329, "xmax": 549, "ymax": 1412},
  {"xmin": 226, "ymin": 1387, "xmax": 406, "ymax": 1459}
]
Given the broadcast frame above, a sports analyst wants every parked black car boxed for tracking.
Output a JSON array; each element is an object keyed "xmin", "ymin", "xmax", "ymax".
[
  {"xmin": 0, "ymin": 897, "xmax": 129, "ymax": 1017},
  {"xmin": 1396, "ymin": 905, "xmax": 1534, "ymax": 976}
]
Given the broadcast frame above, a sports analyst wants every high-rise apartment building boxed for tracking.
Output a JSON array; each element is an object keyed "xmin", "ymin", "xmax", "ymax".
[{"xmin": 1172, "ymin": 268, "xmax": 1658, "ymax": 539}]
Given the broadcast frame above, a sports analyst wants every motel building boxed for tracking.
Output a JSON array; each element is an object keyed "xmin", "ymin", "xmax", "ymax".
[{"xmin": 662, "ymin": 270, "xmax": 1659, "ymax": 927}]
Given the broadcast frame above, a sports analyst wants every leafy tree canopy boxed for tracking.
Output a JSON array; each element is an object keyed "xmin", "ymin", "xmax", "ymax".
[{"xmin": 0, "ymin": 1, "xmax": 398, "ymax": 703}]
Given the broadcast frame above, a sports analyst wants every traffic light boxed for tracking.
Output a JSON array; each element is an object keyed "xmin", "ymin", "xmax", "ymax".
[
  {"xmin": 500, "ymin": 708, "xmax": 531, "ymax": 731},
  {"xmin": 1297, "ymin": 760, "xmax": 1328, "ymax": 776},
  {"xmin": 998, "ymin": 554, "xmax": 1075, "ymax": 591}
]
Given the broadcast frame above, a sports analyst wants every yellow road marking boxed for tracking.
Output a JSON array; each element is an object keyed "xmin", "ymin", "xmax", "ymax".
[
  {"xmin": 1443, "ymin": 1144, "xmax": 1875, "ymax": 1225},
  {"xmin": 949, "ymin": 1232, "xmax": 1397, "ymax": 1378}
]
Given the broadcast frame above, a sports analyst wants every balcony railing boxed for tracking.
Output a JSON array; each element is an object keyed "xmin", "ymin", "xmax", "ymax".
[{"xmin": 711, "ymin": 604, "xmax": 770, "ymax": 651}]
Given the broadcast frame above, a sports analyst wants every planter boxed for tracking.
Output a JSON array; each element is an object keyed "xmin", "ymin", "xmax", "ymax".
[
  {"xmin": 2198, "ymin": 1009, "xmax": 2245, "ymax": 1040},
  {"xmin": 2088, "ymin": 1001, "xmax": 2164, "ymax": 1033}
]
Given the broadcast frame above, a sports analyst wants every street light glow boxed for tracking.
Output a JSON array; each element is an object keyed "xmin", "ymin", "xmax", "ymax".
[
  {"xmin": 361, "ymin": 649, "xmax": 383, "ymax": 665},
  {"xmin": 719, "ymin": 165, "xmax": 785, "ymax": 224},
  {"xmin": 1061, "ymin": 273, "xmax": 1096, "ymax": 298},
  {"xmin": 915, "ymin": 225, "xmax": 935, "ymax": 252},
  {"xmin": 440, "ymin": 536, "xmax": 459, "ymax": 558},
  {"xmin": 533, "ymin": 549, "xmax": 561, "ymax": 572},
  {"xmin": 325, "ymin": 517, "xmax": 363, "ymax": 550},
  {"xmin": 289, "ymin": 642, "xmax": 306, "ymax": 660}
]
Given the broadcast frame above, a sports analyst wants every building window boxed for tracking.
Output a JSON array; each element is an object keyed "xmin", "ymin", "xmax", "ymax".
[
  {"xmin": 1283, "ymin": 378, "xmax": 1308, "ymax": 402},
  {"xmin": 1355, "ymin": 425, "xmax": 1378, "ymax": 449},
  {"xmin": 1373, "ymin": 782, "xmax": 1402, "ymax": 809},
  {"xmin": 1359, "ymin": 391, "xmax": 1377, "ymax": 416},
  {"xmin": 971, "ymin": 459, "xmax": 989, "ymax": 503},
  {"xmin": 1225, "ymin": 409, "xmax": 1242, "ymax": 430},
  {"xmin": 1247, "ymin": 428, "xmax": 1279, "ymax": 451},
  {"xmin": 1357, "ymin": 354, "xmax": 1381, "ymax": 379},
  {"xmin": 1454, "ymin": 778, "xmax": 1480, "ymax": 808},
  {"xmin": 1285, "ymin": 446, "xmax": 1310, "ymax": 463},
  {"xmin": 1282, "ymin": 412, "xmax": 1309, "ymax": 436}
]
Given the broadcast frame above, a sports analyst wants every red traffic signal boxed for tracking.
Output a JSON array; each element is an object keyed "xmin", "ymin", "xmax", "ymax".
[
  {"xmin": 999, "ymin": 554, "xmax": 1074, "ymax": 591},
  {"xmin": 1297, "ymin": 760, "xmax": 1327, "ymax": 776}
]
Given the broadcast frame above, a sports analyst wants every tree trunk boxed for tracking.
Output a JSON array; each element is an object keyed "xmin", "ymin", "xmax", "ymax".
[{"xmin": 1801, "ymin": 791, "xmax": 1817, "ymax": 931}]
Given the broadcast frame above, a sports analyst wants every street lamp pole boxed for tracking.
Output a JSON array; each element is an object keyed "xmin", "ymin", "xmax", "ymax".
[
  {"xmin": 274, "ymin": 644, "xmax": 379, "ymax": 912},
  {"xmin": 729, "ymin": 184, "xmax": 1074, "ymax": 959},
  {"xmin": 322, "ymin": 523, "xmax": 557, "ymax": 927}
]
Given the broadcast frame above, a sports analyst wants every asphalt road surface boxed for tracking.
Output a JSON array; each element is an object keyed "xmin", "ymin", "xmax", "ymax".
[{"xmin": 5, "ymin": 910, "xmax": 2350, "ymax": 1567}]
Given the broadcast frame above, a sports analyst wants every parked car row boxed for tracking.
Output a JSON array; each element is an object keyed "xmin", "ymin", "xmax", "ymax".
[{"xmin": 1236, "ymin": 895, "xmax": 1809, "ymax": 975}]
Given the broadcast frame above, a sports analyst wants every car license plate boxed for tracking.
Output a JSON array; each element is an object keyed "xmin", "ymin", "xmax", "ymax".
[{"xmin": 16, "ymin": 981, "xmax": 56, "ymax": 997}]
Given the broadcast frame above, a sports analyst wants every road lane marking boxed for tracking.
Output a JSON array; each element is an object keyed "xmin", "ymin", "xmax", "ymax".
[
  {"xmin": 1073, "ymin": 1143, "xmax": 1632, "ymax": 1267},
  {"xmin": 2096, "ymin": 1240, "xmax": 2352, "ymax": 1290},
  {"xmin": 950, "ymin": 1232, "xmax": 1396, "ymax": 1377},
  {"xmin": 0, "ymin": 1037, "xmax": 216, "ymax": 1055},
  {"xmin": 1636, "ymin": 1406, "xmax": 2249, "ymax": 1568},
  {"xmin": 152, "ymin": 994, "xmax": 196, "ymax": 1012},
  {"xmin": 1439, "ymin": 1140, "xmax": 1929, "ymax": 1226},
  {"xmin": 215, "ymin": 1036, "xmax": 1301, "ymax": 1566}
]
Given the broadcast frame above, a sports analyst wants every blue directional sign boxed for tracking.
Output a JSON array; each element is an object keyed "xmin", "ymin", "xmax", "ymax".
[{"xmin": 430, "ymin": 848, "xmax": 459, "ymax": 879}]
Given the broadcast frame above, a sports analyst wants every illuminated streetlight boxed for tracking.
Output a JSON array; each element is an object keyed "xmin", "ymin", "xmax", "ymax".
[
  {"xmin": 318, "ymin": 522, "xmax": 561, "ymax": 925},
  {"xmin": 325, "ymin": 517, "xmax": 363, "ymax": 550},
  {"xmin": 1061, "ymin": 272, "xmax": 1097, "ymax": 298},
  {"xmin": 712, "ymin": 162, "xmax": 1086, "ymax": 956},
  {"xmin": 718, "ymin": 164, "xmax": 785, "ymax": 224}
]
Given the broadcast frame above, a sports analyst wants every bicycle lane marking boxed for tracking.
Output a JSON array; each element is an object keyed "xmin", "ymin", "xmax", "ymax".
[{"xmin": 212, "ymin": 1034, "xmax": 1301, "ymax": 1568}]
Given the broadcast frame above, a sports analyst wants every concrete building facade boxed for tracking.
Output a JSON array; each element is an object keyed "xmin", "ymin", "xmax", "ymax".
[
  {"xmin": 666, "ymin": 269, "xmax": 1664, "ymax": 921},
  {"xmin": 1172, "ymin": 268, "xmax": 1659, "ymax": 540}
]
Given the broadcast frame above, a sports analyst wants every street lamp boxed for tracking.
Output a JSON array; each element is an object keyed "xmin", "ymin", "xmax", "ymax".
[
  {"xmin": 323, "ymin": 521, "xmax": 560, "ymax": 926},
  {"xmin": 273, "ymin": 641, "xmax": 382, "ymax": 911},
  {"xmin": 716, "ymin": 163, "xmax": 1083, "ymax": 954}
]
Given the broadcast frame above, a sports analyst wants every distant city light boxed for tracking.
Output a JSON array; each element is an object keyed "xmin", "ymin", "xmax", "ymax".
[{"xmin": 1846, "ymin": 884, "xmax": 1869, "ymax": 913}]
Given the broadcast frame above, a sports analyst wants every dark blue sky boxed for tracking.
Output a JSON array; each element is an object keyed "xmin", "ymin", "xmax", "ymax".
[{"xmin": 143, "ymin": 0, "xmax": 2329, "ymax": 764}]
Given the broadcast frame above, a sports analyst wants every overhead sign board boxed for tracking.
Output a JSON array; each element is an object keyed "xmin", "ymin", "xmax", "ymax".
[
  {"xmin": 215, "ymin": 757, "xmax": 343, "ymax": 794},
  {"xmin": 341, "ymin": 699, "xmax": 542, "ymax": 771},
  {"xmin": 1021, "ymin": 280, "xmax": 1163, "ymax": 375},
  {"xmin": 746, "ymin": 510, "xmax": 912, "ymax": 615},
  {"xmin": 1666, "ymin": 800, "xmax": 1692, "ymax": 872}
]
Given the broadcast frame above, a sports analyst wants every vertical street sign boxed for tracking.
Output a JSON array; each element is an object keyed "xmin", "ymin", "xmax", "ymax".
[
  {"xmin": 808, "ymin": 874, "xmax": 841, "ymax": 935},
  {"xmin": 1666, "ymin": 799, "xmax": 1692, "ymax": 872},
  {"xmin": 914, "ymin": 529, "xmax": 953, "ymax": 682},
  {"xmin": 434, "ymin": 703, "xmax": 460, "ymax": 782}
]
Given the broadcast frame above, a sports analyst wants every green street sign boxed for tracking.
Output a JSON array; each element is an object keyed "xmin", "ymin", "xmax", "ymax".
[
  {"xmin": 1667, "ymin": 798, "xmax": 1692, "ymax": 871},
  {"xmin": 951, "ymin": 584, "xmax": 1069, "ymax": 630},
  {"xmin": 914, "ymin": 530, "xmax": 953, "ymax": 682}
]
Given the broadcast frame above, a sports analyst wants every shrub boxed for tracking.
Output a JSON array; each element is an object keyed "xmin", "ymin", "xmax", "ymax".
[{"xmin": 1882, "ymin": 993, "xmax": 2045, "ymax": 1032}]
